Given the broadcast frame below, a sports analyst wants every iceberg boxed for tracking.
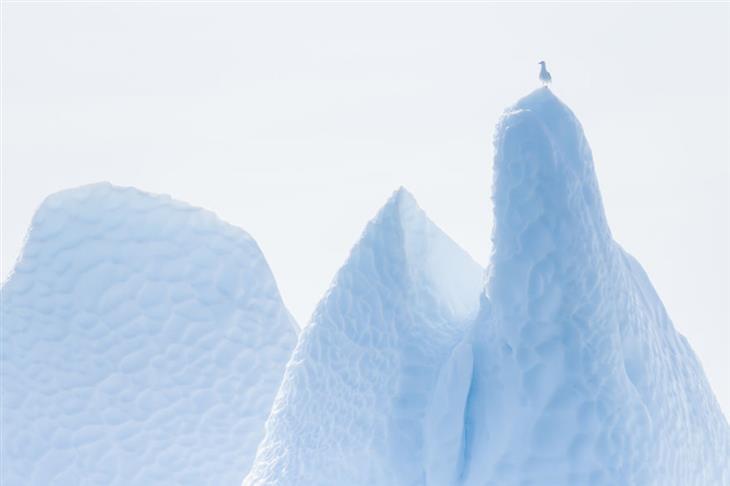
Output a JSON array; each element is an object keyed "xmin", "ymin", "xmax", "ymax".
[
  {"xmin": 2, "ymin": 88, "xmax": 727, "ymax": 486},
  {"xmin": 0, "ymin": 183, "xmax": 298, "ymax": 485},
  {"xmin": 244, "ymin": 188, "xmax": 484, "ymax": 486},
  {"xmin": 462, "ymin": 89, "xmax": 730, "ymax": 485}
]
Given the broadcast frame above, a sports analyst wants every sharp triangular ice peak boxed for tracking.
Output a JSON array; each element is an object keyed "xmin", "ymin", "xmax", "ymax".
[
  {"xmin": 244, "ymin": 187, "xmax": 485, "ymax": 485},
  {"xmin": 0, "ymin": 183, "xmax": 298, "ymax": 485}
]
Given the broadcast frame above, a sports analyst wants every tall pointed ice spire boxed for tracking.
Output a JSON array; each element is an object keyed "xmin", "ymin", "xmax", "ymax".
[{"xmin": 463, "ymin": 90, "xmax": 729, "ymax": 485}]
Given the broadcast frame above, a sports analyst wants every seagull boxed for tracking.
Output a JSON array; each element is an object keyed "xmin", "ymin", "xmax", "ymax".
[{"xmin": 538, "ymin": 61, "xmax": 552, "ymax": 87}]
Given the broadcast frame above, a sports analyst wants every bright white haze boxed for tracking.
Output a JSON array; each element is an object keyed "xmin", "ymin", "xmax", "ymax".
[{"xmin": 2, "ymin": 4, "xmax": 728, "ymax": 415}]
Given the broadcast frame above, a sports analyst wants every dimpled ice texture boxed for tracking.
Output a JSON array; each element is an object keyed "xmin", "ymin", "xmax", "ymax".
[
  {"xmin": 1, "ymin": 183, "xmax": 298, "ymax": 486},
  {"xmin": 462, "ymin": 89, "xmax": 730, "ymax": 486},
  {"xmin": 244, "ymin": 188, "xmax": 484, "ymax": 486}
]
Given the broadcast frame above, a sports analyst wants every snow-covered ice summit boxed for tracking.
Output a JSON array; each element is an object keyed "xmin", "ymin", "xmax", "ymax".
[{"xmin": 1, "ymin": 183, "xmax": 298, "ymax": 485}]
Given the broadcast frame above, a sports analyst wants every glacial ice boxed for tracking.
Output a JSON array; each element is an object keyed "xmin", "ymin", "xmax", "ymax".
[
  {"xmin": 461, "ymin": 88, "xmax": 730, "ymax": 485},
  {"xmin": 2, "ymin": 88, "xmax": 728, "ymax": 486},
  {"xmin": 245, "ymin": 89, "xmax": 729, "ymax": 486},
  {"xmin": 0, "ymin": 183, "xmax": 298, "ymax": 485},
  {"xmin": 243, "ymin": 188, "xmax": 484, "ymax": 486}
]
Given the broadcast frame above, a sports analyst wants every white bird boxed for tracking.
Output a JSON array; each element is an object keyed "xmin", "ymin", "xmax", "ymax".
[{"xmin": 538, "ymin": 61, "xmax": 552, "ymax": 87}]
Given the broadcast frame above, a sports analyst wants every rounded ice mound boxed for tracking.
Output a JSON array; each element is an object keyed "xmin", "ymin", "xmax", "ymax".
[
  {"xmin": 463, "ymin": 89, "xmax": 730, "ymax": 486},
  {"xmin": 1, "ymin": 183, "xmax": 298, "ymax": 486},
  {"xmin": 244, "ymin": 188, "xmax": 484, "ymax": 486}
]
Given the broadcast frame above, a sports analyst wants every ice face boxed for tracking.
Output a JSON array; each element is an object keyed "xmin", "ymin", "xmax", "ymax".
[
  {"xmin": 244, "ymin": 188, "xmax": 484, "ymax": 486},
  {"xmin": 462, "ymin": 89, "xmax": 730, "ymax": 486},
  {"xmin": 0, "ymin": 183, "xmax": 298, "ymax": 486}
]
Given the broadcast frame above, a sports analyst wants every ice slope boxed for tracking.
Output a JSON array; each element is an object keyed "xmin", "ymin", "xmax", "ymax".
[
  {"xmin": 0, "ymin": 183, "xmax": 298, "ymax": 486},
  {"xmin": 462, "ymin": 89, "xmax": 730, "ymax": 485},
  {"xmin": 244, "ymin": 188, "xmax": 484, "ymax": 486}
]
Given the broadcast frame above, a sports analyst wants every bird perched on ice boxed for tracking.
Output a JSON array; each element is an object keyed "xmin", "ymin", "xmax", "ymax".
[{"xmin": 538, "ymin": 61, "xmax": 552, "ymax": 87}]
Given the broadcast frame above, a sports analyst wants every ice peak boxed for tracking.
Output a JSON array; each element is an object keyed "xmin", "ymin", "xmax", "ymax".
[
  {"xmin": 500, "ymin": 89, "xmax": 584, "ymax": 152},
  {"xmin": 338, "ymin": 189, "xmax": 483, "ymax": 317},
  {"xmin": 36, "ymin": 182, "xmax": 192, "ymax": 221},
  {"xmin": 23, "ymin": 182, "xmax": 256, "ymax": 258},
  {"xmin": 392, "ymin": 184, "xmax": 412, "ymax": 199},
  {"xmin": 338, "ymin": 188, "xmax": 482, "ymax": 321},
  {"xmin": 491, "ymin": 90, "xmax": 611, "ymax": 265},
  {"xmin": 379, "ymin": 185, "xmax": 419, "ymax": 223},
  {"xmin": 363, "ymin": 186, "xmax": 423, "ymax": 252},
  {"xmin": 501, "ymin": 88, "xmax": 584, "ymax": 150},
  {"xmin": 512, "ymin": 86, "xmax": 563, "ymax": 111},
  {"xmin": 245, "ymin": 187, "xmax": 483, "ymax": 486}
]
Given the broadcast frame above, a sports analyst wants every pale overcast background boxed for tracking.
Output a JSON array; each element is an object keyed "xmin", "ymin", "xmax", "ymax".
[{"xmin": 2, "ymin": 4, "xmax": 728, "ymax": 414}]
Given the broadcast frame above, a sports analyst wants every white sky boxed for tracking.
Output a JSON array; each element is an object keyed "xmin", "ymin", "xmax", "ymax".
[{"xmin": 2, "ymin": 3, "xmax": 728, "ymax": 415}]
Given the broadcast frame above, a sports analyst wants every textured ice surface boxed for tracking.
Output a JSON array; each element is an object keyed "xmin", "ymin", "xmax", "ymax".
[
  {"xmin": 4, "ymin": 89, "xmax": 727, "ymax": 486},
  {"xmin": 244, "ymin": 188, "xmax": 484, "ymax": 486},
  {"xmin": 0, "ymin": 183, "xmax": 298, "ymax": 486},
  {"xmin": 462, "ymin": 89, "xmax": 730, "ymax": 485}
]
